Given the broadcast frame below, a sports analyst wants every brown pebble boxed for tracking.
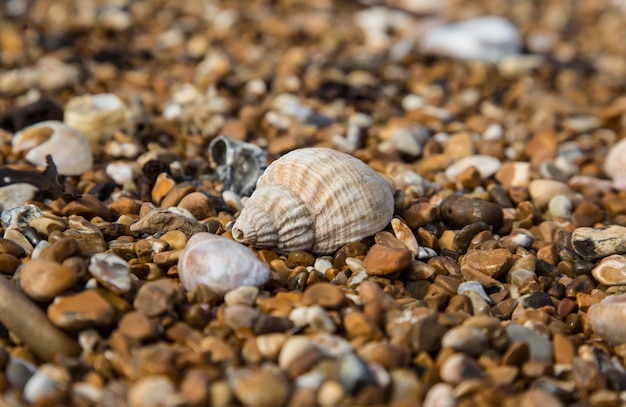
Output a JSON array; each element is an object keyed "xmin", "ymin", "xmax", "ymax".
[
  {"xmin": 177, "ymin": 192, "xmax": 217, "ymax": 220},
  {"xmin": 160, "ymin": 182, "xmax": 195, "ymax": 208},
  {"xmin": 440, "ymin": 195, "xmax": 504, "ymax": 230},
  {"xmin": 117, "ymin": 311, "xmax": 159, "ymax": 342},
  {"xmin": 47, "ymin": 290, "xmax": 115, "ymax": 329},
  {"xmin": 363, "ymin": 244, "xmax": 412, "ymax": 275},
  {"xmin": 343, "ymin": 310, "xmax": 379, "ymax": 340},
  {"xmin": 62, "ymin": 194, "xmax": 112, "ymax": 221},
  {"xmin": 301, "ymin": 282, "xmax": 345, "ymax": 308},
  {"xmin": 109, "ymin": 197, "xmax": 143, "ymax": 217},
  {"xmin": 180, "ymin": 368, "xmax": 211, "ymax": 406},
  {"xmin": 0, "ymin": 254, "xmax": 20, "ymax": 275},
  {"xmin": 134, "ymin": 278, "xmax": 184, "ymax": 318},
  {"xmin": 502, "ymin": 341, "xmax": 530, "ymax": 366},
  {"xmin": 0, "ymin": 237, "xmax": 26, "ymax": 258},
  {"xmin": 403, "ymin": 202, "xmax": 439, "ymax": 228},
  {"xmin": 19, "ymin": 259, "xmax": 78, "ymax": 302},
  {"xmin": 333, "ymin": 242, "xmax": 367, "ymax": 268},
  {"xmin": 553, "ymin": 333, "xmax": 575, "ymax": 365},
  {"xmin": 287, "ymin": 251, "xmax": 315, "ymax": 267},
  {"xmin": 38, "ymin": 237, "xmax": 81, "ymax": 263},
  {"xmin": 460, "ymin": 248, "xmax": 513, "ymax": 279}
]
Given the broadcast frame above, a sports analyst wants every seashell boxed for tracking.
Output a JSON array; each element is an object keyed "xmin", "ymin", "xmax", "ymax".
[
  {"xmin": 12, "ymin": 120, "xmax": 93, "ymax": 176},
  {"xmin": 588, "ymin": 293, "xmax": 626, "ymax": 344},
  {"xmin": 232, "ymin": 148, "xmax": 395, "ymax": 254},
  {"xmin": 177, "ymin": 232, "xmax": 270, "ymax": 295},
  {"xmin": 208, "ymin": 135, "xmax": 267, "ymax": 197},
  {"xmin": 63, "ymin": 93, "xmax": 127, "ymax": 143}
]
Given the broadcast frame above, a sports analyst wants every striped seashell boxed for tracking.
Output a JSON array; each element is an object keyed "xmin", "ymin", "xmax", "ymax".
[{"xmin": 231, "ymin": 148, "xmax": 395, "ymax": 254}]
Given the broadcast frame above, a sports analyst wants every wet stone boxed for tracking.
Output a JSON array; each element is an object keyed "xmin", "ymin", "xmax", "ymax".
[
  {"xmin": 440, "ymin": 195, "xmax": 504, "ymax": 230},
  {"xmin": 363, "ymin": 244, "xmax": 412, "ymax": 275}
]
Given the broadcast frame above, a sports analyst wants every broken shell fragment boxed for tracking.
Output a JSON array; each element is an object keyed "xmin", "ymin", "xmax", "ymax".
[
  {"xmin": 64, "ymin": 93, "xmax": 128, "ymax": 143},
  {"xmin": 177, "ymin": 232, "xmax": 270, "ymax": 295},
  {"xmin": 232, "ymin": 148, "xmax": 395, "ymax": 254},
  {"xmin": 12, "ymin": 120, "xmax": 93, "ymax": 176},
  {"xmin": 208, "ymin": 135, "xmax": 267, "ymax": 197}
]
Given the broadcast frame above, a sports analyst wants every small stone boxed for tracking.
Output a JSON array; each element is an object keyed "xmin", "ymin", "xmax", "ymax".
[
  {"xmin": 177, "ymin": 192, "xmax": 217, "ymax": 220},
  {"xmin": 0, "ymin": 253, "xmax": 19, "ymax": 274},
  {"xmin": 441, "ymin": 325, "xmax": 488, "ymax": 355},
  {"xmin": 604, "ymin": 137, "xmax": 626, "ymax": 191},
  {"xmin": 278, "ymin": 336, "xmax": 325, "ymax": 378},
  {"xmin": 318, "ymin": 380, "xmax": 346, "ymax": 407},
  {"xmin": 19, "ymin": 259, "xmax": 78, "ymax": 302},
  {"xmin": 337, "ymin": 352, "xmax": 375, "ymax": 394},
  {"xmin": 588, "ymin": 293, "xmax": 626, "ymax": 344},
  {"xmin": 5, "ymin": 356, "xmax": 36, "ymax": 388},
  {"xmin": 127, "ymin": 375, "xmax": 176, "ymax": 407},
  {"xmin": 0, "ymin": 236, "xmax": 26, "ymax": 258},
  {"xmin": 1, "ymin": 204, "xmax": 43, "ymax": 229},
  {"xmin": 151, "ymin": 172, "xmax": 176, "ymax": 206},
  {"xmin": 0, "ymin": 184, "xmax": 38, "ymax": 211},
  {"xmin": 460, "ymin": 248, "xmax": 513, "ymax": 278},
  {"xmin": 306, "ymin": 305, "xmax": 337, "ymax": 333},
  {"xmin": 403, "ymin": 202, "xmax": 439, "ymax": 229},
  {"xmin": 439, "ymin": 353, "xmax": 483, "ymax": 385},
  {"xmin": 553, "ymin": 333, "xmax": 575, "ymax": 365},
  {"xmin": 343, "ymin": 310, "xmax": 378, "ymax": 339},
  {"xmin": 440, "ymin": 195, "xmax": 504, "ymax": 229},
  {"xmin": 302, "ymin": 282, "xmax": 345, "ymax": 308},
  {"xmin": 457, "ymin": 281, "xmax": 492, "ymax": 305},
  {"xmin": 223, "ymin": 304, "xmax": 258, "ymax": 331},
  {"xmin": 445, "ymin": 155, "xmax": 502, "ymax": 180},
  {"xmin": 130, "ymin": 208, "xmax": 207, "ymax": 238},
  {"xmin": 89, "ymin": 252, "xmax": 132, "ymax": 294},
  {"xmin": 62, "ymin": 194, "xmax": 113, "ymax": 221},
  {"xmin": 363, "ymin": 244, "xmax": 412, "ymax": 275},
  {"xmin": 408, "ymin": 312, "xmax": 447, "ymax": 353},
  {"xmin": 572, "ymin": 225, "xmax": 626, "ymax": 260},
  {"xmin": 134, "ymin": 278, "xmax": 184, "ymax": 317},
  {"xmin": 224, "ymin": 286, "xmax": 259, "ymax": 306},
  {"xmin": 23, "ymin": 364, "xmax": 70, "ymax": 405},
  {"xmin": 391, "ymin": 218, "xmax": 419, "ymax": 257},
  {"xmin": 529, "ymin": 180, "xmax": 579, "ymax": 210},
  {"xmin": 48, "ymin": 290, "xmax": 115, "ymax": 329},
  {"xmin": 549, "ymin": 195, "xmax": 573, "ymax": 219},
  {"xmin": 333, "ymin": 242, "xmax": 367, "ymax": 268},
  {"xmin": 518, "ymin": 388, "xmax": 565, "ymax": 407},
  {"xmin": 180, "ymin": 368, "xmax": 211, "ymax": 407},
  {"xmin": 117, "ymin": 311, "xmax": 159, "ymax": 342},
  {"xmin": 496, "ymin": 161, "xmax": 531, "ymax": 190},
  {"xmin": 591, "ymin": 254, "xmax": 626, "ymax": 286},
  {"xmin": 230, "ymin": 366, "xmax": 289, "ymax": 407},
  {"xmin": 522, "ymin": 291, "xmax": 554, "ymax": 309},
  {"xmin": 423, "ymin": 383, "xmax": 455, "ymax": 407},
  {"xmin": 419, "ymin": 16, "xmax": 520, "ymax": 63},
  {"xmin": 505, "ymin": 324, "xmax": 553, "ymax": 363},
  {"xmin": 256, "ymin": 333, "xmax": 287, "ymax": 361}
]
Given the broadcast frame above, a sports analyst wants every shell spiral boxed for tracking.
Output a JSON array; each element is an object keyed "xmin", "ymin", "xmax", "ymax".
[{"xmin": 232, "ymin": 148, "xmax": 395, "ymax": 254}]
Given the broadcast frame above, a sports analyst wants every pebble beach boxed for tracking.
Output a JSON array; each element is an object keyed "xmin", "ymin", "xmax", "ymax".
[{"xmin": 2, "ymin": 0, "xmax": 626, "ymax": 406}]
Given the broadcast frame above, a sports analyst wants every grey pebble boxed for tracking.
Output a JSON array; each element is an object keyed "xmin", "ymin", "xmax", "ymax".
[
  {"xmin": 506, "ymin": 324, "xmax": 553, "ymax": 363},
  {"xmin": 458, "ymin": 281, "xmax": 492, "ymax": 305},
  {"xmin": 1, "ymin": 204, "xmax": 43, "ymax": 229}
]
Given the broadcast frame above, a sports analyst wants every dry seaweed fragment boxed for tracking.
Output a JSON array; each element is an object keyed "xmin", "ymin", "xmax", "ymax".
[{"xmin": 0, "ymin": 155, "xmax": 81, "ymax": 201}]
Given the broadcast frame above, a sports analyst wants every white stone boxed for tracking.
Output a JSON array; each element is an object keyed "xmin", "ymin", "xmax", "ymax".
[{"xmin": 419, "ymin": 16, "xmax": 521, "ymax": 63}]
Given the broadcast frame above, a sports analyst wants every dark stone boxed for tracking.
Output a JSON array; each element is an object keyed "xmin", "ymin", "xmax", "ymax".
[
  {"xmin": 440, "ymin": 195, "xmax": 504, "ymax": 230},
  {"xmin": 453, "ymin": 222, "xmax": 490, "ymax": 253},
  {"xmin": 522, "ymin": 291, "xmax": 554, "ymax": 309},
  {"xmin": 0, "ymin": 98, "xmax": 63, "ymax": 132}
]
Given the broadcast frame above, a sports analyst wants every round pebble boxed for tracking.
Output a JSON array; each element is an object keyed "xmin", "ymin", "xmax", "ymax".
[
  {"xmin": 19, "ymin": 259, "xmax": 78, "ymax": 302},
  {"xmin": 88, "ymin": 252, "xmax": 132, "ymax": 294}
]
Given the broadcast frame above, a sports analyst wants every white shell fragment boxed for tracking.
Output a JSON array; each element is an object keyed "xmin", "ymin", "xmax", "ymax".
[
  {"xmin": 12, "ymin": 121, "xmax": 93, "ymax": 176},
  {"xmin": 177, "ymin": 232, "xmax": 270, "ymax": 295},
  {"xmin": 232, "ymin": 148, "xmax": 395, "ymax": 254},
  {"xmin": 64, "ymin": 93, "xmax": 127, "ymax": 143}
]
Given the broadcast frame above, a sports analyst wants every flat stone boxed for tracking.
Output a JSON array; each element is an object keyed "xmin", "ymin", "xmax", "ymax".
[
  {"xmin": 363, "ymin": 244, "xmax": 412, "ymax": 275},
  {"xmin": 460, "ymin": 248, "xmax": 513, "ymax": 279},
  {"xmin": 130, "ymin": 208, "xmax": 207, "ymax": 238},
  {"xmin": 61, "ymin": 194, "xmax": 113, "ymax": 221},
  {"xmin": 48, "ymin": 290, "xmax": 115, "ymax": 329},
  {"xmin": 572, "ymin": 225, "xmax": 626, "ymax": 260}
]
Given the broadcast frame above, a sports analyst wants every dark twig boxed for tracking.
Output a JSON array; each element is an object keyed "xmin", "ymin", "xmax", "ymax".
[{"xmin": 0, "ymin": 155, "xmax": 81, "ymax": 202}]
